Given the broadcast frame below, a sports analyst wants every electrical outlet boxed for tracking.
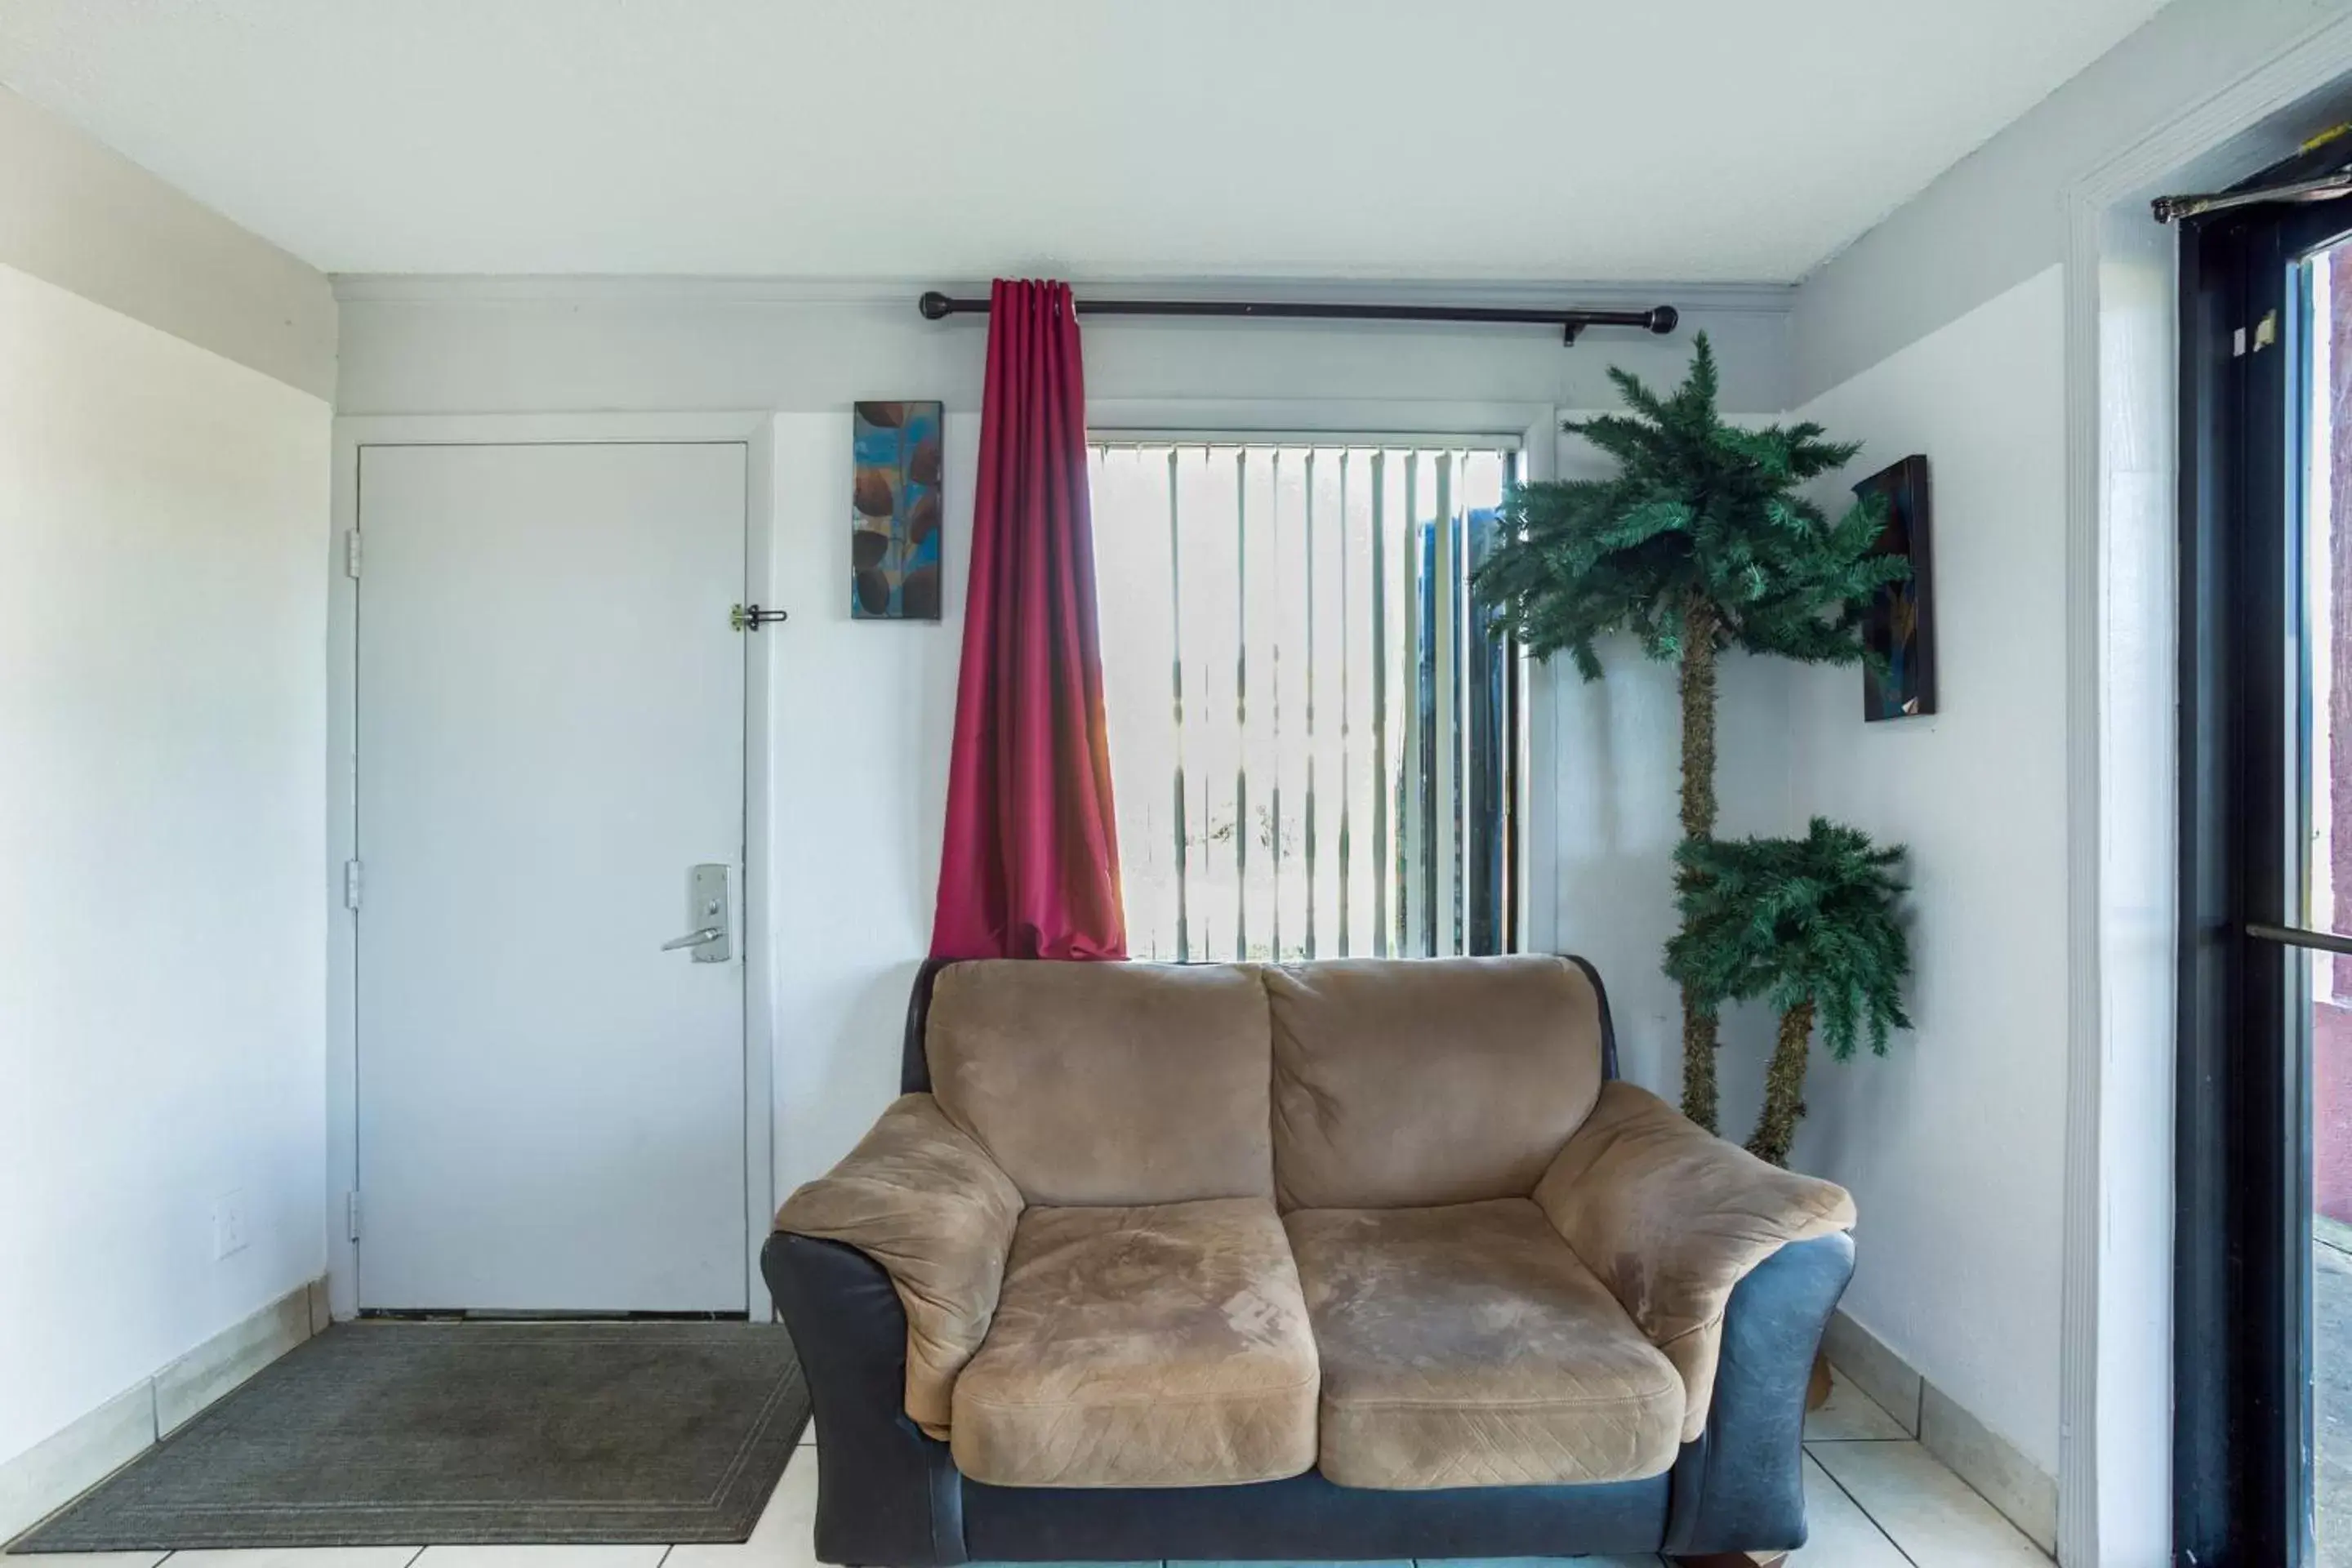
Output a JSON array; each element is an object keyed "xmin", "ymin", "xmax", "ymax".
[{"xmin": 212, "ymin": 1189, "xmax": 248, "ymax": 1260}]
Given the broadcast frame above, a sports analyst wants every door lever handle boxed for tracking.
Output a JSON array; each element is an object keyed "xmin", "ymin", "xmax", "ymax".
[{"xmin": 666, "ymin": 865, "xmax": 733, "ymax": 962}]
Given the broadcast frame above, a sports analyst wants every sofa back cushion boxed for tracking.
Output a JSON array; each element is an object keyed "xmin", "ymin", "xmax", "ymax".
[
  {"xmin": 1267, "ymin": 955, "xmax": 1606, "ymax": 1209},
  {"xmin": 925, "ymin": 960, "xmax": 1273, "ymax": 1205}
]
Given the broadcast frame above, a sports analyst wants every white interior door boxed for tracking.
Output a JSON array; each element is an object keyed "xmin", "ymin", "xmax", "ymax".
[{"xmin": 356, "ymin": 441, "xmax": 748, "ymax": 1312}]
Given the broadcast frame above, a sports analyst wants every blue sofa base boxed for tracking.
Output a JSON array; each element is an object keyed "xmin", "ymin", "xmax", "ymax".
[
  {"xmin": 764, "ymin": 1227, "xmax": 1853, "ymax": 1566},
  {"xmin": 964, "ymin": 1469, "xmax": 1666, "ymax": 1561}
]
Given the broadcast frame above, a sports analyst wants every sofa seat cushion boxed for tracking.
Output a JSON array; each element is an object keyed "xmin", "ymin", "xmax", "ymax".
[
  {"xmin": 950, "ymin": 1197, "xmax": 1320, "ymax": 1488},
  {"xmin": 1285, "ymin": 1198, "xmax": 1684, "ymax": 1490}
]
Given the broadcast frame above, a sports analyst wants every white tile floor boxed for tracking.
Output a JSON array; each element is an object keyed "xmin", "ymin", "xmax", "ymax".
[
  {"xmin": 1795, "ymin": 1371, "xmax": 2051, "ymax": 1567},
  {"xmin": 7, "ymin": 1379, "xmax": 2047, "ymax": 1568}
]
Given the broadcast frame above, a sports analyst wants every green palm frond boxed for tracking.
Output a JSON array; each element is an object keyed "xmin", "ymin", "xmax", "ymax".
[
  {"xmin": 1471, "ymin": 333, "xmax": 1906, "ymax": 676},
  {"xmin": 1663, "ymin": 818, "xmax": 1913, "ymax": 1062}
]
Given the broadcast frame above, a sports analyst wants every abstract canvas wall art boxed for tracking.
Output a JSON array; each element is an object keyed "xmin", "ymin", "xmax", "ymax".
[
  {"xmin": 852, "ymin": 400, "xmax": 942, "ymax": 620},
  {"xmin": 1855, "ymin": 453, "xmax": 1935, "ymax": 721}
]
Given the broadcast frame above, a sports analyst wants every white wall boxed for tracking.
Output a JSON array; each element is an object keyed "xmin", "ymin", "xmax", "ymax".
[
  {"xmin": 1792, "ymin": 0, "xmax": 2347, "ymax": 402},
  {"xmin": 1544, "ymin": 416, "xmax": 1797, "ymax": 1108},
  {"xmin": 0, "ymin": 83, "xmax": 336, "ymax": 399},
  {"xmin": 1543, "ymin": 274, "xmax": 2076, "ymax": 1491},
  {"xmin": 332, "ymin": 280, "xmax": 1794, "ymax": 1195},
  {"xmin": 0, "ymin": 258, "xmax": 331, "ymax": 1467},
  {"xmin": 1777, "ymin": 7, "xmax": 2352, "ymax": 1539},
  {"xmin": 765, "ymin": 412, "xmax": 972, "ymax": 1191},
  {"xmin": 331, "ymin": 279, "xmax": 1793, "ymax": 418},
  {"xmin": 1548, "ymin": 648, "xmax": 1796, "ymax": 1112},
  {"xmin": 1771, "ymin": 267, "xmax": 2073, "ymax": 1477}
]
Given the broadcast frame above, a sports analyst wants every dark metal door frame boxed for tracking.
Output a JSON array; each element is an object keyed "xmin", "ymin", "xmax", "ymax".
[{"xmin": 2176, "ymin": 152, "xmax": 2352, "ymax": 1564}]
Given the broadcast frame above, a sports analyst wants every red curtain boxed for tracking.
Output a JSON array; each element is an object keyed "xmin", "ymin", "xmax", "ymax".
[{"xmin": 929, "ymin": 280, "xmax": 1126, "ymax": 960}]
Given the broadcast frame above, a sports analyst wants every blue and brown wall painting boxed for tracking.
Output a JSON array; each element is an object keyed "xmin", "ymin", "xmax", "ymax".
[{"xmin": 852, "ymin": 400, "xmax": 943, "ymax": 620}]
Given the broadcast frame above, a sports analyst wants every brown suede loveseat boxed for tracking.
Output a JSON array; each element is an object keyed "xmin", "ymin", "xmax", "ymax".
[{"xmin": 765, "ymin": 955, "xmax": 1855, "ymax": 1564}]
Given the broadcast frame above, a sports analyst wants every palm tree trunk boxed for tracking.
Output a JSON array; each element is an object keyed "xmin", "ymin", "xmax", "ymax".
[
  {"xmin": 1678, "ymin": 596, "xmax": 1721, "ymax": 1130},
  {"xmin": 1748, "ymin": 999, "xmax": 1817, "ymax": 1168}
]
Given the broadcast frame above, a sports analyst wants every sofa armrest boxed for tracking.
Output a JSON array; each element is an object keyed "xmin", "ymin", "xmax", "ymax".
[
  {"xmin": 1535, "ymin": 1081, "xmax": 1855, "ymax": 1441},
  {"xmin": 1665, "ymin": 1231, "xmax": 1855, "ymax": 1556},
  {"xmin": 774, "ymin": 1093, "xmax": 1023, "ymax": 1437},
  {"xmin": 764, "ymin": 1233, "xmax": 969, "ymax": 1567}
]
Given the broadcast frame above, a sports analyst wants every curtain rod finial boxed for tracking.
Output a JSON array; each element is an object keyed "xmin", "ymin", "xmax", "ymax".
[
  {"xmin": 918, "ymin": 291, "xmax": 954, "ymax": 321},
  {"xmin": 1647, "ymin": 305, "xmax": 1680, "ymax": 334}
]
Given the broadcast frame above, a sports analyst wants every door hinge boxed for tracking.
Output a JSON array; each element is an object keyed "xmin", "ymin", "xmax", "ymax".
[
  {"xmin": 346, "ymin": 1191, "xmax": 361, "ymax": 1243},
  {"xmin": 344, "ymin": 528, "xmax": 363, "ymax": 578},
  {"xmin": 343, "ymin": 858, "xmax": 363, "ymax": 911}
]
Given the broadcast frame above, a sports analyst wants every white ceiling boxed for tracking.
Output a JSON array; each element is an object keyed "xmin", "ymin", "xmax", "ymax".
[{"xmin": 0, "ymin": 0, "xmax": 2170, "ymax": 283}]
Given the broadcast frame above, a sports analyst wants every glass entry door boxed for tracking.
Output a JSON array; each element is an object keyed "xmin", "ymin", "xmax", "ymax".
[
  {"xmin": 2305, "ymin": 242, "xmax": 2352, "ymax": 1568},
  {"xmin": 2180, "ymin": 165, "xmax": 2352, "ymax": 1566}
]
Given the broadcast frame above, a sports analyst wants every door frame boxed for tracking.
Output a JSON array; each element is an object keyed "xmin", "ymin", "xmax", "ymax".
[
  {"xmin": 326, "ymin": 411, "xmax": 778, "ymax": 1320},
  {"xmin": 2176, "ymin": 176, "xmax": 2352, "ymax": 1566},
  {"xmin": 2049, "ymin": 22, "xmax": 2352, "ymax": 1559}
]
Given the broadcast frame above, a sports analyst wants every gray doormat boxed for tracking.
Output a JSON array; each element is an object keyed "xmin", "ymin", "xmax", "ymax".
[{"xmin": 11, "ymin": 1321, "xmax": 809, "ymax": 1551}]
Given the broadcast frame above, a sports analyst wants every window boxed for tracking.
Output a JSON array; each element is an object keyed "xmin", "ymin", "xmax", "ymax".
[{"xmin": 1089, "ymin": 439, "xmax": 1526, "ymax": 962}]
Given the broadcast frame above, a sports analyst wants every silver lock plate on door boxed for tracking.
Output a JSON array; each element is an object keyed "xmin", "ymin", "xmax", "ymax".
[{"xmin": 660, "ymin": 863, "xmax": 733, "ymax": 962}]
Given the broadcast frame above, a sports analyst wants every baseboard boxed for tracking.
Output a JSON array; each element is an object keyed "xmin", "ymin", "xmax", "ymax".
[
  {"xmin": 1821, "ymin": 1308, "xmax": 1922, "ymax": 1434},
  {"xmin": 0, "ymin": 1379, "xmax": 154, "ymax": 1547},
  {"xmin": 1821, "ymin": 1307, "xmax": 2059, "ymax": 1556},
  {"xmin": 0, "ymin": 1276, "xmax": 323, "ymax": 1544},
  {"xmin": 1920, "ymin": 1379, "xmax": 2060, "ymax": 1552},
  {"xmin": 154, "ymin": 1280, "xmax": 316, "ymax": 1434}
]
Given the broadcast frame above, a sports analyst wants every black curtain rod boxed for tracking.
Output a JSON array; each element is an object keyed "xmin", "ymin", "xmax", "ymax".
[{"xmin": 916, "ymin": 290, "xmax": 1676, "ymax": 345}]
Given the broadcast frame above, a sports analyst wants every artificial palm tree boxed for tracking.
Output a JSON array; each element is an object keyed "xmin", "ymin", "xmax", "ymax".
[
  {"xmin": 1472, "ymin": 336, "xmax": 1906, "ymax": 1131},
  {"xmin": 1664, "ymin": 818, "xmax": 1913, "ymax": 1166}
]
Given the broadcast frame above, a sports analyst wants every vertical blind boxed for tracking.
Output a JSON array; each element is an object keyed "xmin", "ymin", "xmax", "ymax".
[{"xmin": 1089, "ymin": 439, "xmax": 1524, "ymax": 963}]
